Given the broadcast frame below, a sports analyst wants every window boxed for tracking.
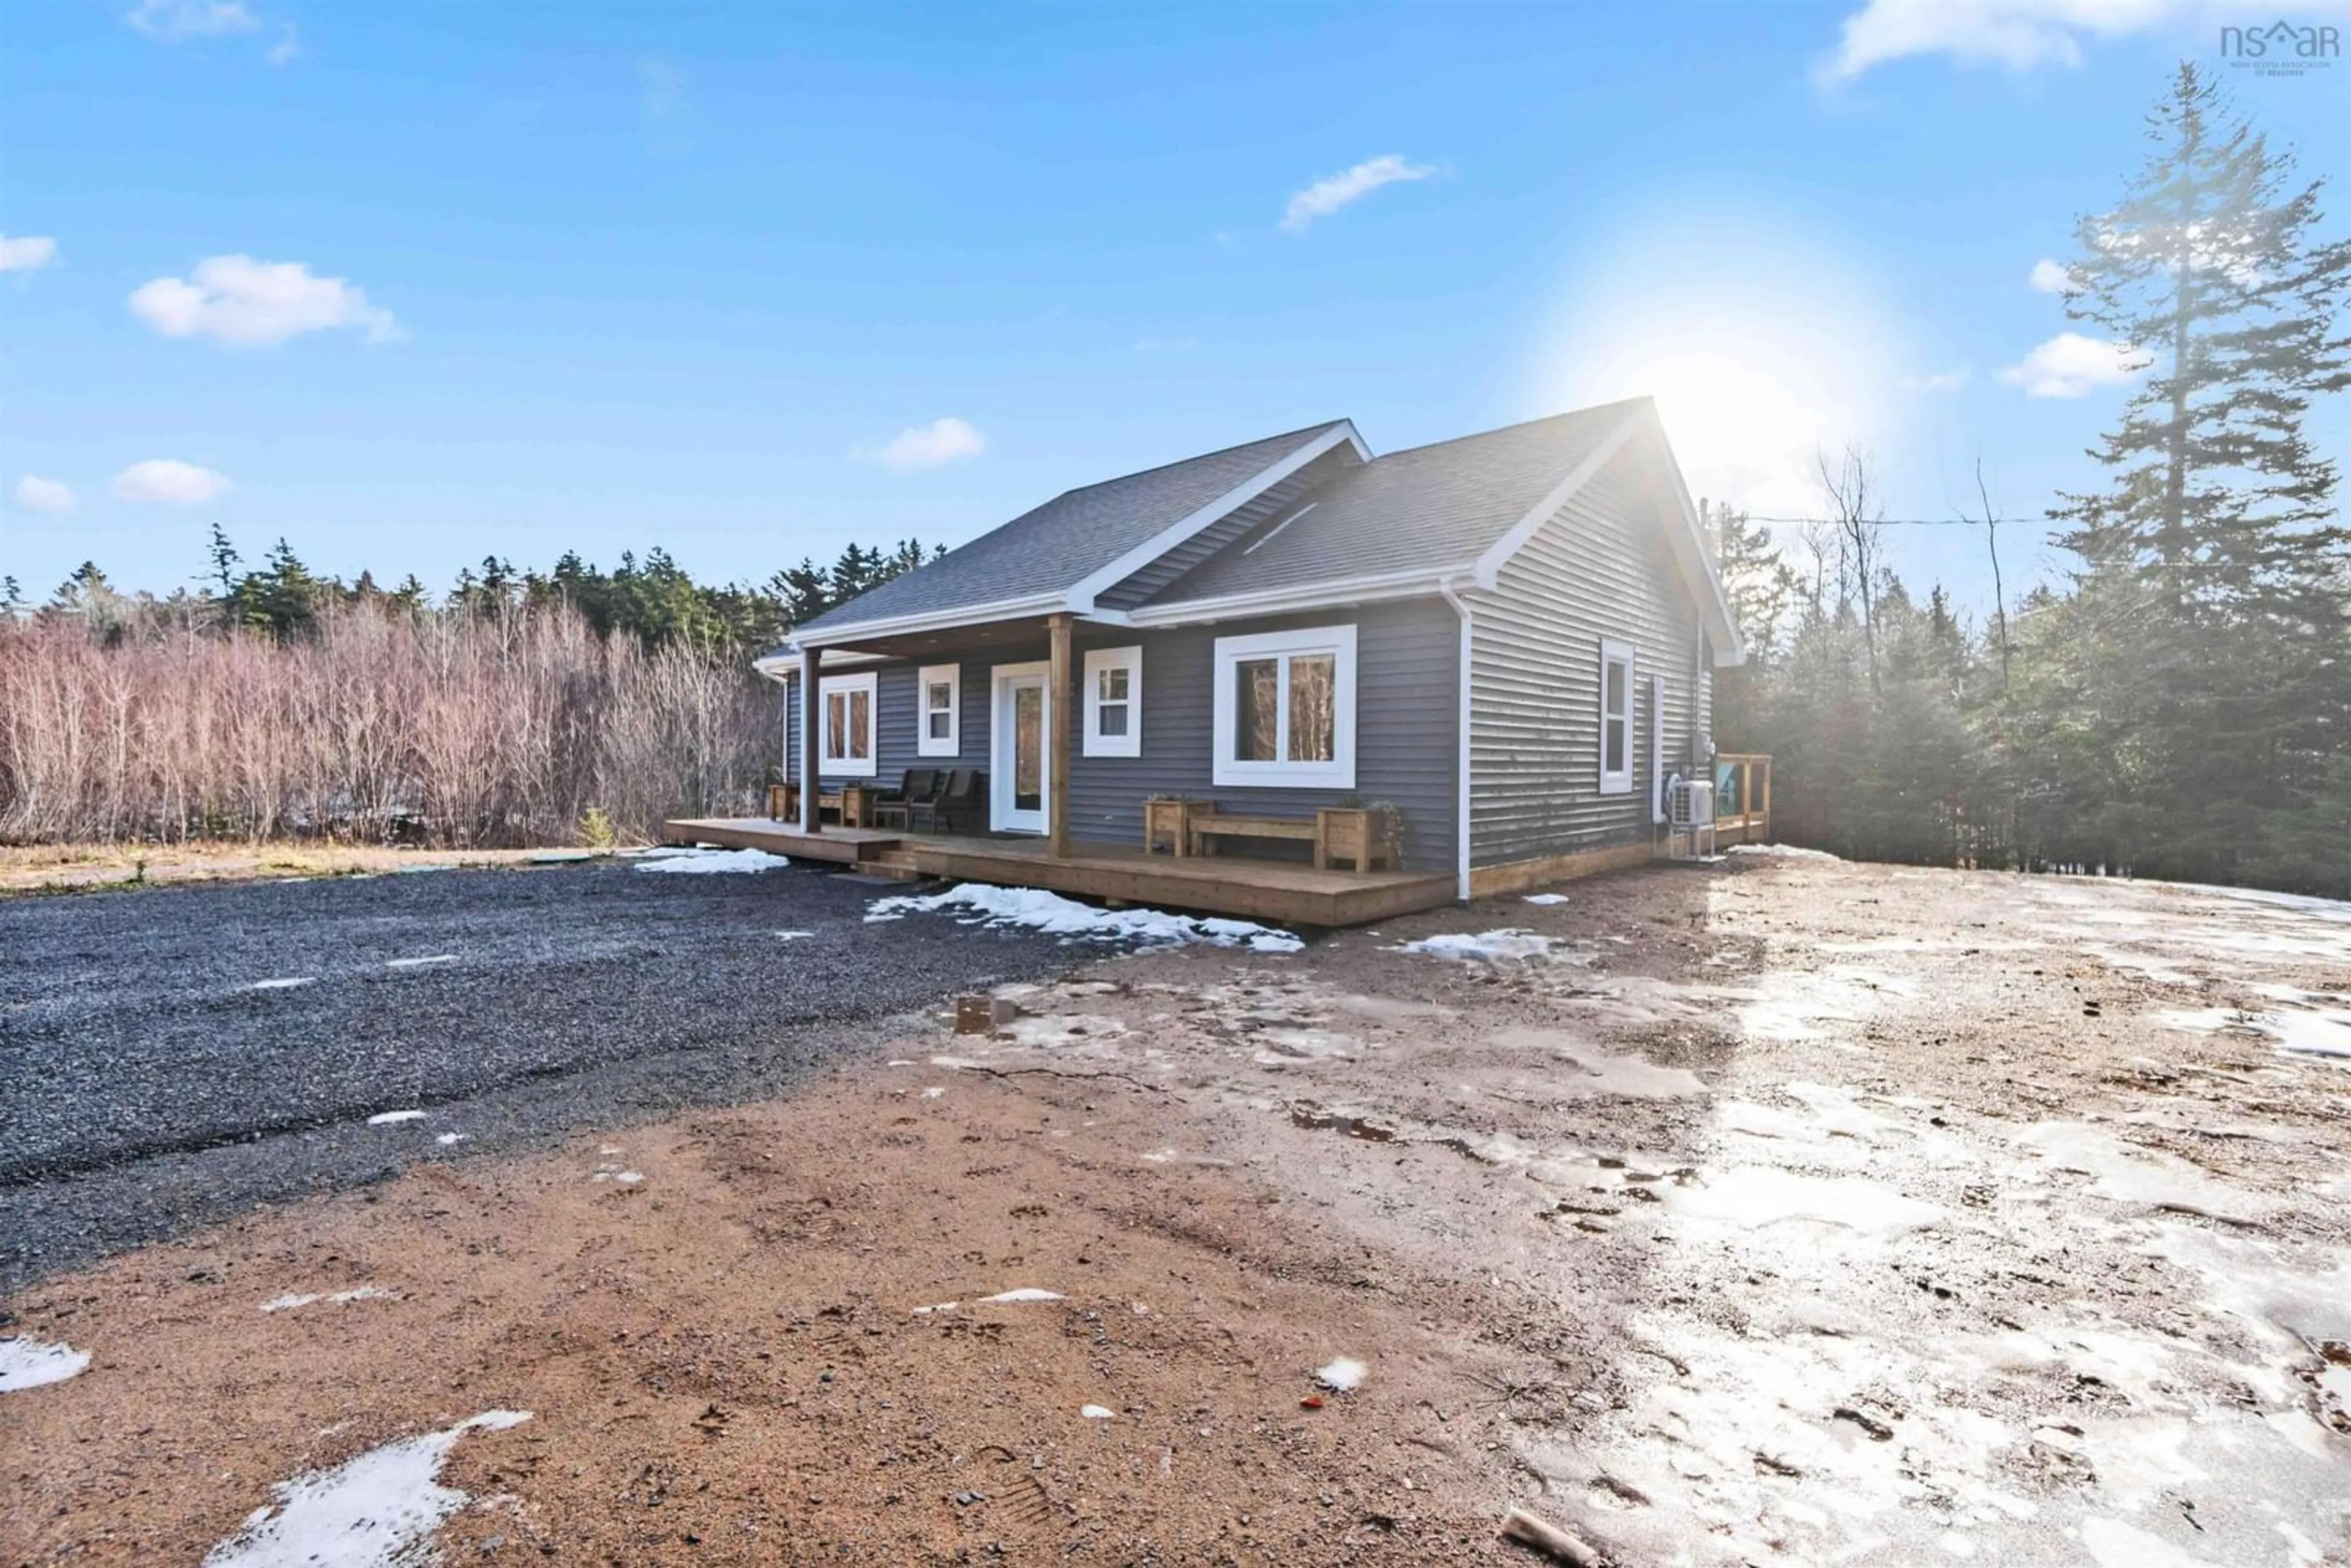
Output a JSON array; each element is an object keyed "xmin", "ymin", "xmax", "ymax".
[
  {"xmin": 817, "ymin": 671, "xmax": 877, "ymax": 778},
  {"xmin": 1212, "ymin": 624, "xmax": 1356, "ymax": 789},
  {"xmin": 1598, "ymin": 639, "xmax": 1634, "ymax": 796},
  {"xmin": 1082, "ymin": 646, "xmax": 1142, "ymax": 758},
  {"xmin": 917, "ymin": 663, "xmax": 959, "ymax": 757}
]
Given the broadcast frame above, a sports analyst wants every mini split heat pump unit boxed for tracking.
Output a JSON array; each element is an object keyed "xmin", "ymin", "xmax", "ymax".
[{"xmin": 1667, "ymin": 775, "xmax": 1715, "ymax": 860}]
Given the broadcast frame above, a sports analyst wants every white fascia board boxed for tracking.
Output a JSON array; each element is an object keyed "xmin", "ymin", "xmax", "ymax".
[
  {"xmin": 1470, "ymin": 408, "xmax": 1648, "ymax": 593},
  {"xmin": 1469, "ymin": 401, "xmax": 1745, "ymax": 668},
  {"xmin": 752, "ymin": 648, "xmax": 892, "ymax": 679},
  {"xmin": 1064, "ymin": 421, "xmax": 1368, "ymax": 613},
  {"xmin": 785, "ymin": 591, "xmax": 1067, "ymax": 652},
  {"xmin": 1123, "ymin": 566, "xmax": 1458, "ymax": 628}
]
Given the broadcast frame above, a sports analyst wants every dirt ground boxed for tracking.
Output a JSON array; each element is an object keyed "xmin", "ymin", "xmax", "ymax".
[
  {"xmin": 0, "ymin": 842, "xmax": 587, "ymax": 896},
  {"xmin": 4, "ymin": 855, "xmax": 2347, "ymax": 1566}
]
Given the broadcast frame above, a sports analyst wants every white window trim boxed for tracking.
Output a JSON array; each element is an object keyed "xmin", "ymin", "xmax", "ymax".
[
  {"xmin": 1598, "ymin": 638, "xmax": 1635, "ymax": 797},
  {"xmin": 818, "ymin": 671, "xmax": 878, "ymax": 778},
  {"xmin": 916, "ymin": 663, "xmax": 960, "ymax": 758},
  {"xmin": 1212, "ymin": 623, "xmax": 1357, "ymax": 789},
  {"xmin": 1082, "ymin": 645, "xmax": 1143, "ymax": 758}
]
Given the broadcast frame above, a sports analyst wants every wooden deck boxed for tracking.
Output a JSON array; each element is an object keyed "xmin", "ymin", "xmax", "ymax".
[{"xmin": 660, "ymin": 817, "xmax": 1457, "ymax": 928}]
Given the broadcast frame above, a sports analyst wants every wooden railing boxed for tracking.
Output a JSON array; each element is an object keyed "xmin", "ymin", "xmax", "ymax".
[{"xmin": 1714, "ymin": 753, "xmax": 1772, "ymax": 843}]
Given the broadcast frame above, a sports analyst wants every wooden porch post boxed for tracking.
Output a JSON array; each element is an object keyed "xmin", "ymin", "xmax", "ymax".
[
  {"xmin": 798, "ymin": 646, "xmax": 822, "ymax": 835},
  {"xmin": 1048, "ymin": 612, "xmax": 1073, "ymax": 859}
]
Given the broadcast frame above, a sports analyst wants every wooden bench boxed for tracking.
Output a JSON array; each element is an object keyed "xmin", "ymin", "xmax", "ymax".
[
  {"xmin": 1190, "ymin": 813, "xmax": 1319, "ymax": 857},
  {"xmin": 1179, "ymin": 805, "xmax": 1397, "ymax": 874}
]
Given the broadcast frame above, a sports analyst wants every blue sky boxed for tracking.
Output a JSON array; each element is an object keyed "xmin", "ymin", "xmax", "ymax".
[{"xmin": 3, "ymin": 1, "xmax": 2345, "ymax": 618}]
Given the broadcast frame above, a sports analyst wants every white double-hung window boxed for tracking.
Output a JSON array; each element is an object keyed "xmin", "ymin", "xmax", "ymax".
[
  {"xmin": 1082, "ymin": 646, "xmax": 1142, "ymax": 758},
  {"xmin": 1212, "ymin": 623, "xmax": 1356, "ymax": 789},
  {"xmin": 817, "ymin": 670, "xmax": 877, "ymax": 778},
  {"xmin": 1597, "ymin": 638, "xmax": 1635, "ymax": 796},
  {"xmin": 917, "ymin": 663, "xmax": 959, "ymax": 757}
]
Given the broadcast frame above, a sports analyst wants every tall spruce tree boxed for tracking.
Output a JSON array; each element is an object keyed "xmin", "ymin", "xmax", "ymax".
[{"xmin": 2042, "ymin": 63, "xmax": 2351, "ymax": 888}]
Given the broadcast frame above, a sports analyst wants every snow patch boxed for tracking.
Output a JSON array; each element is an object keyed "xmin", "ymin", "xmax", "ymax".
[
  {"xmin": 864, "ymin": 883, "xmax": 1303, "ymax": 952},
  {"xmin": 201, "ymin": 1409, "xmax": 531, "ymax": 1568},
  {"xmin": 1081, "ymin": 1404, "xmax": 1116, "ymax": 1419},
  {"xmin": 632, "ymin": 846, "xmax": 790, "ymax": 874},
  {"xmin": 385, "ymin": 955, "xmax": 457, "ymax": 969},
  {"xmin": 246, "ymin": 977, "xmax": 315, "ymax": 991},
  {"xmin": 260, "ymin": 1286, "xmax": 396, "ymax": 1314},
  {"xmin": 2157, "ymin": 1001, "xmax": 2351, "ymax": 1068},
  {"xmin": 773, "ymin": 929, "xmax": 816, "ymax": 941},
  {"xmin": 1727, "ymin": 842, "xmax": 1841, "ymax": 861},
  {"xmin": 1314, "ymin": 1357, "xmax": 1367, "ymax": 1392},
  {"xmin": 976, "ymin": 1288, "xmax": 1064, "ymax": 1304},
  {"xmin": 0, "ymin": 1336, "xmax": 90, "ymax": 1392},
  {"xmin": 365, "ymin": 1109, "xmax": 426, "ymax": 1126},
  {"xmin": 1393, "ymin": 928, "xmax": 1580, "ymax": 963},
  {"xmin": 1523, "ymin": 893, "xmax": 1570, "ymax": 906},
  {"xmin": 1667, "ymin": 1165, "xmax": 1943, "ymax": 1236}
]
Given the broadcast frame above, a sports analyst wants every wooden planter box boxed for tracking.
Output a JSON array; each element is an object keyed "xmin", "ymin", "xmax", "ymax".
[
  {"xmin": 1316, "ymin": 806, "xmax": 1397, "ymax": 873},
  {"xmin": 1143, "ymin": 798, "xmax": 1217, "ymax": 856}
]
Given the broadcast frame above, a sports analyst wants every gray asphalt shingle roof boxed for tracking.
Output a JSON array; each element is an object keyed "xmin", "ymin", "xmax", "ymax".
[
  {"xmin": 789, "ymin": 421, "xmax": 1346, "ymax": 636},
  {"xmin": 1140, "ymin": 399, "xmax": 1646, "ymax": 608}
]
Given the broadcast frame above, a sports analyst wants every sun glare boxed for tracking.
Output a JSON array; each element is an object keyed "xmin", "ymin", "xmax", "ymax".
[{"xmin": 1528, "ymin": 213, "xmax": 1905, "ymax": 519}]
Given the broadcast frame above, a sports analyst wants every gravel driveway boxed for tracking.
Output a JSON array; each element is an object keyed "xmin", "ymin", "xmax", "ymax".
[{"xmin": 0, "ymin": 857, "xmax": 1073, "ymax": 1290}]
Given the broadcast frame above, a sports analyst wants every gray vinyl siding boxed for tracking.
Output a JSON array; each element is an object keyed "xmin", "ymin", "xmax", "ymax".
[
  {"xmin": 1468, "ymin": 434, "xmax": 1711, "ymax": 869},
  {"xmin": 777, "ymin": 599, "xmax": 1459, "ymax": 872},
  {"xmin": 1098, "ymin": 446, "xmax": 1360, "ymax": 610}
]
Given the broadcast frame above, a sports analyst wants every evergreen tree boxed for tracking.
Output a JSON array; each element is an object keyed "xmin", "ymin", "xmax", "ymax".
[
  {"xmin": 2041, "ymin": 63, "xmax": 2351, "ymax": 887},
  {"xmin": 207, "ymin": 523, "xmax": 243, "ymax": 601}
]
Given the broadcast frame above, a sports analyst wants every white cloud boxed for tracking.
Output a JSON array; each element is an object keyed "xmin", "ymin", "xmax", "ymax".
[
  {"xmin": 857, "ymin": 418, "xmax": 986, "ymax": 471},
  {"xmin": 111, "ymin": 459, "xmax": 233, "ymax": 505},
  {"xmin": 129, "ymin": 255, "xmax": 399, "ymax": 347},
  {"xmin": 13, "ymin": 476, "xmax": 76, "ymax": 514},
  {"xmin": 1902, "ymin": 367, "xmax": 1971, "ymax": 392},
  {"xmin": 126, "ymin": 0, "xmax": 260, "ymax": 41},
  {"xmin": 0, "ymin": 235, "xmax": 59, "ymax": 273},
  {"xmin": 1997, "ymin": 332, "xmax": 2143, "ymax": 397},
  {"xmin": 2029, "ymin": 257, "xmax": 2074, "ymax": 293},
  {"xmin": 1280, "ymin": 155, "xmax": 1436, "ymax": 233},
  {"xmin": 267, "ymin": 23, "xmax": 299, "ymax": 64},
  {"xmin": 1818, "ymin": 0, "xmax": 2346, "ymax": 82}
]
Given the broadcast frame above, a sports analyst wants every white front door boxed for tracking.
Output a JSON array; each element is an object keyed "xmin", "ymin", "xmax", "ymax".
[{"xmin": 991, "ymin": 662, "xmax": 1051, "ymax": 835}]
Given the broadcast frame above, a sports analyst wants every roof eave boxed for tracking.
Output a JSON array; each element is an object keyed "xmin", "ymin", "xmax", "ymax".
[
  {"xmin": 1125, "ymin": 566, "xmax": 1460, "ymax": 628},
  {"xmin": 781, "ymin": 591, "xmax": 1070, "ymax": 653},
  {"xmin": 1468, "ymin": 400, "xmax": 1745, "ymax": 666}
]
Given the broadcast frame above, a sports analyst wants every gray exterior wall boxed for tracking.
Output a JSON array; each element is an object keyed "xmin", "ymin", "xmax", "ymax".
[
  {"xmin": 779, "ymin": 598, "xmax": 1459, "ymax": 873},
  {"xmin": 1466, "ymin": 432, "xmax": 1712, "ymax": 869}
]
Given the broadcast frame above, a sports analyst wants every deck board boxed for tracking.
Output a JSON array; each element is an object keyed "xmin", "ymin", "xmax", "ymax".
[{"xmin": 660, "ymin": 817, "xmax": 1455, "ymax": 928}]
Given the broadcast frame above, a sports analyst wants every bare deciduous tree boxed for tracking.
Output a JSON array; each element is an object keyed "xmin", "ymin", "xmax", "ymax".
[{"xmin": 0, "ymin": 601, "xmax": 775, "ymax": 848}]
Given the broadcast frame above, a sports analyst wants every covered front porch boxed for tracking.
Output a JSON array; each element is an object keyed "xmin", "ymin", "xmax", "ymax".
[{"xmin": 659, "ymin": 816, "xmax": 1458, "ymax": 929}]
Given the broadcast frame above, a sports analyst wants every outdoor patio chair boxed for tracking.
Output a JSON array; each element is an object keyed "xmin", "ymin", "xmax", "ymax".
[
  {"xmin": 869, "ymin": 767, "xmax": 942, "ymax": 830},
  {"xmin": 909, "ymin": 768, "xmax": 983, "ymax": 834}
]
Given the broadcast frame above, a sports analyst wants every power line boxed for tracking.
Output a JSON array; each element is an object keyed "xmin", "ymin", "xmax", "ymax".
[{"xmin": 1740, "ymin": 514, "xmax": 2021, "ymax": 528}]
